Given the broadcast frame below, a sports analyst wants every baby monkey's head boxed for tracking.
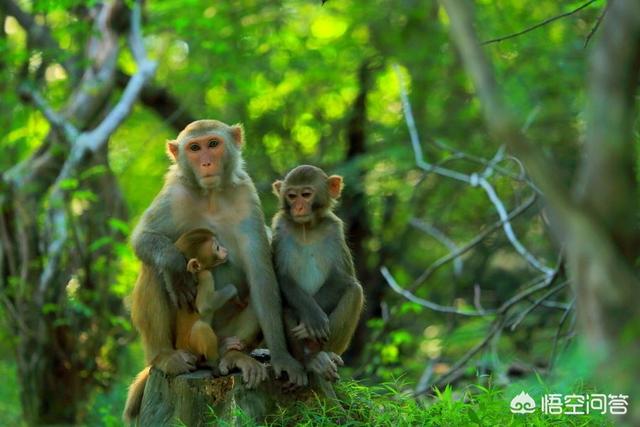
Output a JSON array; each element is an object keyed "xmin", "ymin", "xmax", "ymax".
[{"xmin": 174, "ymin": 228, "xmax": 227, "ymax": 273}]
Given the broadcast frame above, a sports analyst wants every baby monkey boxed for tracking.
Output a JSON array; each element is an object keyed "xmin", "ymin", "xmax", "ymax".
[
  {"xmin": 272, "ymin": 165, "xmax": 364, "ymax": 381},
  {"xmin": 124, "ymin": 229, "xmax": 241, "ymax": 422},
  {"xmin": 173, "ymin": 228, "xmax": 243, "ymax": 364}
]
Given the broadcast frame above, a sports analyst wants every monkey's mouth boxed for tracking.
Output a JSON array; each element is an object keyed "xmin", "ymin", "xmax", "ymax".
[
  {"xmin": 213, "ymin": 258, "xmax": 227, "ymax": 267},
  {"xmin": 200, "ymin": 175, "xmax": 222, "ymax": 188},
  {"xmin": 292, "ymin": 214, "xmax": 312, "ymax": 223}
]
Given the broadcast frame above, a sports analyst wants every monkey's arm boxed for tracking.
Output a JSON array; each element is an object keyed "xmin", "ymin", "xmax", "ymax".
[
  {"xmin": 131, "ymin": 200, "xmax": 196, "ymax": 310},
  {"xmin": 278, "ymin": 273, "xmax": 330, "ymax": 341}
]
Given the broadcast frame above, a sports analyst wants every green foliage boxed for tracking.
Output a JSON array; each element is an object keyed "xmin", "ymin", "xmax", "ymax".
[
  {"xmin": 200, "ymin": 380, "xmax": 612, "ymax": 426},
  {"xmin": 0, "ymin": 0, "xmax": 623, "ymax": 423}
]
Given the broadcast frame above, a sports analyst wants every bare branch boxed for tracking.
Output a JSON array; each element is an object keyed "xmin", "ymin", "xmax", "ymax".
[
  {"xmin": 509, "ymin": 281, "xmax": 569, "ymax": 330},
  {"xmin": 409, "ymin": 218, "xmax": 463, "ymax": 276},
  {"xmin": 381, "ymin": 266, "xmax": 491, "ymax": 317},
  {"xmin": 411, "ymin": 194, "xmax": 537, "ymax": 289},
  {"xmin": 37, "ymin": 0, "xmax": 157, "ymax": 297},
  {"xmin": 482, "ymin": 0, "xmax": 598, "ymax": 45},
  {"xmin": 441, "ymin": 0, "xmax": 574, "ymax": 222},
  {"xmin": 18, "ymin": 85, "xmax": 80, "ymax": 142},
  {"xmin": 549, "ymin": 298, "xmax": 575, "ymax": 367},
  {"xmin": 394, "ymin": 63, "xmax": 472, "ymax": 184},
  {"xmin": 477, "ymin": 176, "xmax": 552, "ymax": 275}
]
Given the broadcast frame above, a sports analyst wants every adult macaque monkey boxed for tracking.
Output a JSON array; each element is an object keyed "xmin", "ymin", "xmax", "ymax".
[
  {"xmin": 272, "ymin": 165, "xmax": 364, "ymax": 381},
  {"xmin": 125, "ymin": 120, "xmax": 306, "ymax": 419}
]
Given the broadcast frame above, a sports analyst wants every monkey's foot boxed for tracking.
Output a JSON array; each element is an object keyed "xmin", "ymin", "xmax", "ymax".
[
  {"xmin": 306, "ymin": 351, "xmax": 343, "ymax": 382},
  {"xmin": 272, "ymin": 353, "xmax": 308, "ymax": 387},
  {"xmin": 219, "ymin": 350, "xmax": 268, "ymax": 389},
  {"xmin": 155, "ymin": 349, "xmax": 197, "ymax": 375}
]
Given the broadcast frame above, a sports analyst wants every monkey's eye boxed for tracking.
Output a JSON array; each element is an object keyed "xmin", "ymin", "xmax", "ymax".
[
  {"xmin": 287, "ymin": 193, "xmax": 296, "ymax": 200},
  {"xmin": 208, "ymin": 139, "xmax": 220, "ymax": 148},
  {"xmin": 189, "ymin": 143, "xmax": 200, "ymax": 152},
  {"xmin": 301, "ymin": 191, "xmax": 313, "ymax": 199}
]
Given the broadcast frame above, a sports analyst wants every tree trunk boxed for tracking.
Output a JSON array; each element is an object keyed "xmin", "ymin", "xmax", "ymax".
[{"xmin": 138, "ymin": 355, "xmax": 335, "ymax": 427}]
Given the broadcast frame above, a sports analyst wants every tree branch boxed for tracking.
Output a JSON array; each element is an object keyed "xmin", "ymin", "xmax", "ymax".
[
  {"xmin": 411, "ymin": 194, "xmax": 537, "ymax": 290},
  {"xmin": 381, "ymin": 266, "xmax": 490, "ymax": 316},
  {"xmin": 584, "ymin": 1, "xmax": 610, "ymax": 48},
  {"xmin": 482, "ymin": 0, "xmax": 598, "ymax": 45}
]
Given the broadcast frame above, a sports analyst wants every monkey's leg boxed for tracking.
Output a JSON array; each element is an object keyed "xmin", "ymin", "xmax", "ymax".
[
  {"xmin": 216, "ymin": 302, "xmax": 261, "ymax": 348},
  {"xmin": 189, "ymin": 320, "xmax": 219, "ymax": 362},
  {"xmin": 325, "ymin": 283, "xmax": 364, "ymax": 355},
  {"xmin": 131, "ymin": 268, "xmax": 174, "ymax": 364},
  {"xmin": 133, "ymin": 268, "xmax": 196, "ymax": 374},
  {"xmin": 283, "ymin": 308, "xmax": 306, "ymax": 361},
  {"xmin": 175, "ymin": 308, "xmax": 199, "ymax": 350}
]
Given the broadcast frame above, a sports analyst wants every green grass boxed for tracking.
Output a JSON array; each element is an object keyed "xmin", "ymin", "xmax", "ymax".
[
  {"xmin": 0, "ymin": 353, "xmax": 616, "ymax": 426},
  {"xmin": 207, "ymin": 380, "xmax": 613, "ymax": 427}
]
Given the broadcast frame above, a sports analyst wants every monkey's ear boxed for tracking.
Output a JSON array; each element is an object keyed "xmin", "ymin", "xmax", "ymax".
[
  {"xmin": 166, "ymin": 140, "xmax": 179, "ymax": 162},
  {"xmin": 327, "ymin": 175, "xmax": 344, "ymax": 199},
  {"xmin": 230, "ymin": 124, "xmax": 244, "ymax": 148},
  {"xmin": 187, "ymin": 258, "xmax": 201, "ymax": 273},
  {"xmin": 272, "ymin": 180, "xmax": 283, "ymax": 197}
]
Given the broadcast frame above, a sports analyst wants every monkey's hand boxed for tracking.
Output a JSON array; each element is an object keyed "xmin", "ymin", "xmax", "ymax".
[
  {"xmin": 306, "ymin": 351, "xmax": 344, "ymax": 382},
  {"xmin": 220, "ymin": 336, "xmax": 244, "ymax": 354},
  {"xmin": 272, "ymin": 353, "xmax": 308, "ymax": 387},
  {"xmin": 294, "ymin": 309, "xmax": 329, "ymax": 341},
  {"xmin": 219, "ymin": 350, "xmax": 268, "ymax": 389},
  {"xmin": 154, "ymin": 350, "xmax": 197, "ymax": 375},
  {"xmin": 164, "ymin": 255, "xmax": 197, "ymax": 311}
]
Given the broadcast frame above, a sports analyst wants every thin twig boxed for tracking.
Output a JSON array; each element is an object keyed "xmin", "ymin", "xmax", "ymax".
[
  {"xmin": 509, "ymin": 281, "xmax": 568, "ymax": 330},
  {"xmin": 416, "ymin": 320, "xmax": 504, "ymax": 394},
  {"xmin": 584, "ymin": 0, "xmax": 609, "ymax": 48},
  {"xmin": 411, "ymin": 194, "xmax": 537, "ymax": 290},
  {"xmin": 482, "ymin": 0, "xmax": 598, "ymax": 45},
  {"xmin": 409, "ymin": 219, "xmax": 463, "ymax": 276}
]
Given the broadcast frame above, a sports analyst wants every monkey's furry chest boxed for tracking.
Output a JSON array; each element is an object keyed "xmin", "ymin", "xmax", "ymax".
[{"xmin": 282, "ymin": 238, "xmax": 332, "ymax": 296}]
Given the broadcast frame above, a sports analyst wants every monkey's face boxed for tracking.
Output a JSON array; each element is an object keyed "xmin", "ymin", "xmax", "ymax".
[
  {"xmin": 182, "ymin": 134, "xmax": 227, "ymax": 189},
  {"xmin": 285, "ymin": 187, "xmax": 315, "ymax": 223},
  {"xmin": 211, "ymin": 238, "xmax": 228, "ymax": 265}
]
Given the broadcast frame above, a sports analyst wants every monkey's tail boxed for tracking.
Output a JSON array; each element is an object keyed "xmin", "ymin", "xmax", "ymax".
[{"xmin": 123, "ymin": 366, "xmax": 150, "ymax": 423}]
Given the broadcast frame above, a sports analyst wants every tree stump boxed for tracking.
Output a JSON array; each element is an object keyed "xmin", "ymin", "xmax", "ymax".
[{"xmin": 137, "ymin": 350, "xmax": 335, "ymax": 426}]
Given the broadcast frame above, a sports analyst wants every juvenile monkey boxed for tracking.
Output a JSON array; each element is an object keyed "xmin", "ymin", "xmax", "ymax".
[{"xmin": 272, "ymin": 165, "xmax": 364, "ymax": 381}]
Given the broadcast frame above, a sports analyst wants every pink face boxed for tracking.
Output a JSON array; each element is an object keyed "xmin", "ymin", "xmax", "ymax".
[
  {"xmin": 184, "ymin": 134, "xmax": 226, "ymax": 186},
  {"xmin": 286, "ymin": 187, "xmax": 315, "ymax": 223}
]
